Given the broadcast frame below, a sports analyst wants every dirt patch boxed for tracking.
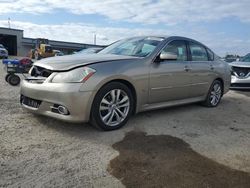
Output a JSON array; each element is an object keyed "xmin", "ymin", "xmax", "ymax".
[{"xmin": 109, "ymin": 131, "xmax": 250, "ymax": 188}]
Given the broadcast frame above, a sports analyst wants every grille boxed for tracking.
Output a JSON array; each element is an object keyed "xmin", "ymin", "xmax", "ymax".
[
  {"xmin": 21, "ymin": 95, "xmax": 42, "ymax": 109},
  {"xmin": 232, "ymin": 66, "xmax": 250, "ymax": 78},
  {"xmin": 231, "ymin": 83, "xmax": 250, "ymax": 88}
]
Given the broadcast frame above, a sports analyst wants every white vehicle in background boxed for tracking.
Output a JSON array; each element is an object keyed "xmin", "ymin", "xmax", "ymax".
[
  {"xmin": 230, "ymin": 53, "xmax": 250, "ymax": 89},
  {"xmin": 0, "ymin": 44, "xmax": 8, "ymax": 59}
]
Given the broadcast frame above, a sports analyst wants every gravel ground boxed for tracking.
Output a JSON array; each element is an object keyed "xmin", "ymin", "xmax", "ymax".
[{"xmin": 0, "ymin": 61, "xmax": 250, "ymax": 187}]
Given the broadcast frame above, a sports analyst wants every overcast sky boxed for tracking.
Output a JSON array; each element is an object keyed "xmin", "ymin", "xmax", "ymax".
[{"xmin": 0, "ymin": 0, "xmax": 250, "ymax": 56}]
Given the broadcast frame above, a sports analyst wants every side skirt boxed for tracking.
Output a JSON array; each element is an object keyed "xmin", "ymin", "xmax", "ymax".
[{"xmin": 140, "ymin": 96, "xmax": 206, "ymax": 112}]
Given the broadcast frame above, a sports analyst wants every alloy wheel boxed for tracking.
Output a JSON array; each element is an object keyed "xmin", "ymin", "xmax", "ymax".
[
  {"xmin": 99, "ymin": 89, "xmax": 130, "ymax": 127},
  {"xmin": 210, "ymin": 83, "xmax": 222, "ymax": 106}
]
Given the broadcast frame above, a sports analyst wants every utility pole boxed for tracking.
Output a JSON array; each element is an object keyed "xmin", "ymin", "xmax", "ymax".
[
  {"xmin": 8, "ymin": 17, "xmax": 11, "ymax": 29},
  {"xmin": 93, "ymin": 33, "xmax": 96, "ymax": 45}
]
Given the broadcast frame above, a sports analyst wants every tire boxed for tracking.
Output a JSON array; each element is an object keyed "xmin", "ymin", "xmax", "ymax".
[
  {"xmin": 7, "ymin": 74, "xmax": 21, "ymax": 86},
  {"xmin": 202, "ymin": 80, "xmax": 223, "ymax": 107},
  {"xmin": 5, "ymin": 74, "xmax": 11, "ymax": 83},
  {"xmin": 90, "ymin": 82, "xmax": 134, "ymax": 131}
]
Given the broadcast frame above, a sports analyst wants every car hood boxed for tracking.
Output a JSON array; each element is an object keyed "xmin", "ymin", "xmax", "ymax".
[
  {"xmin": 229, "ymin": 61, "xmax": 250, "ymax": 68},
  {"xmin": 34, "ymin": 54, "xmax": 139, "ymax": 71}
]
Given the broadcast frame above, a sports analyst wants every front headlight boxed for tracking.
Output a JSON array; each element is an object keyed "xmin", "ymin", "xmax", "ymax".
[{"xmin": 51, "ymin": 67, "xmax": 96, "ymax": 83}]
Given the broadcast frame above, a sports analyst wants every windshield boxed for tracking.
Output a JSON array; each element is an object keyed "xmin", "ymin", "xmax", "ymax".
[
  {"xmin": 99, "ymin": 37, "xmax": 164, "ymax": 57},
  {"xmin": 0, "ymin": 44, "xmax": 4, "ymax": 48},
  {"xmin": 241, "ymin": 54, "xmax": 250, "ymax": 62},
  {"xmin": 79, "ymin": 48, "xmax": 100, "ymax": 54}
]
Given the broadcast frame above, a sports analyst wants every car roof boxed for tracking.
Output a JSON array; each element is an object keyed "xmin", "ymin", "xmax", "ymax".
[
  {"xmin": 125, "ymin": 35, "xmax": 202, "ymax": 43},
  {"xmin": 124, "ymin": 35, "xmax": 211, "ymax": 50}
]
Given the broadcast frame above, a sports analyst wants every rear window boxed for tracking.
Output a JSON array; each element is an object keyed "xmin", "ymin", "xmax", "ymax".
[{"xmin": 189, "ymin": 42, "xmax": 208, "ymax": 61}]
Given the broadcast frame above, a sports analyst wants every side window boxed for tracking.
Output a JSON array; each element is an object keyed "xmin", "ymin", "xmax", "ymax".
[
  {"xmin": 189, "ymin": 42, "xmax": 208, "ymax": 61},
  {"xmin": 162, "ymin": 40, "xmax": 187, "ymax": 61},
  {"xmin": 207, "ymin": 48, "xmax": 214, "ymax": 61}
]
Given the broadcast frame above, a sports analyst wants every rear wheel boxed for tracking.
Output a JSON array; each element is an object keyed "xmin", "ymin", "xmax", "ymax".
[
  {"xmin": 203, "ymin": 80, "xmax": 223, "ymax": 107},
  {"xmin": 91, "ymin": 82, "xmax": 134, "ymax": 131},
  {"xmin": 7, "ymin": 74, "xmax": 20, "ymax": 86}
]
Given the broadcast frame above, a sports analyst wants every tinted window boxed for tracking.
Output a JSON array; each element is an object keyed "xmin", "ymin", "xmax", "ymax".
[
  {"xmin": 190, "ymin": 42, "xmax": 208, "ymax": 61},
  {"xmin": 162, "ymin": 40, "xmax": 187, "ymax": 61},
  {"xmin": 207, "ymin": 48, "xmax": 214, "ymax": 61}
]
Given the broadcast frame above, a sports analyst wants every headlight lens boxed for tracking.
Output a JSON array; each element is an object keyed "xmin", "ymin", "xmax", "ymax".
[{"xmin": 51, "ymin": 67, "xmax": 96, "ymax": 83}]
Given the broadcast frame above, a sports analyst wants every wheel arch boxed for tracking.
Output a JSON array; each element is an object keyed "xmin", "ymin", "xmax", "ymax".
[
  {"xmin": 214, "ymin": 77, "xmax": 224, "ymax": 94},
  {"xmin": 91, "ymin": 78, "xmax": 138, "ymax": 116}
]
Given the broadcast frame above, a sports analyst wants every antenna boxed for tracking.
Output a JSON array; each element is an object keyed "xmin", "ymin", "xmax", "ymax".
[{"xmin": 8, "ymin": 17, "xmax": 11, "ymax": 29}]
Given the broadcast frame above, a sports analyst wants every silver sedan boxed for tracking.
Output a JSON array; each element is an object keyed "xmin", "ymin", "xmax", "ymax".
[{"xmin": 20, "ymin": 36, "xmax": 231, "ymax": 130}]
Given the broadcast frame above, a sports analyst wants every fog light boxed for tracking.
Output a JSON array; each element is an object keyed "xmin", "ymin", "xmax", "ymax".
[{"xmin": 58, "ymin": 105, "xmax": 69, "ymax": 115}]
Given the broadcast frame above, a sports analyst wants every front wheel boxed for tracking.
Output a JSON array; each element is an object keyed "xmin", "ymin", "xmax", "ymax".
[
  {"xmin": 203, "ymin": 80, "xmax": 223, "ymax": 107},
  {"xmin": 90, "ymin": 82, "xmax": 134, "ymax": 131}
]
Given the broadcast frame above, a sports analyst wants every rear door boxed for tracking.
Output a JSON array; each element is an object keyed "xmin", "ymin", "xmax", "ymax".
[
  {"xmin": 149, "ymin": 40, "xmax": 193, "ymax": 104},
  {"xmin": 188, "ymin": 41, "xmax": 214, "ymax": 97}
]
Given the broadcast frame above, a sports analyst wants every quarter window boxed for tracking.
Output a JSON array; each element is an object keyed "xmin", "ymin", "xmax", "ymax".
[
  {"xmin": 190, "ymin": 42, "xmax": 208, "ymax": 61},
  {"xmin": 207, "ymin": 48, "xmax": 214, "ymax": 61},
  {"xmin": 162, "ymin": 40, "xmax": 187, "ymax": 61}
]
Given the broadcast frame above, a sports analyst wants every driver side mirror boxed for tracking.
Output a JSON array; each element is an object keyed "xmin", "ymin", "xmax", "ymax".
[{"xmin": 160, "ymin": 52, "xmax": 177, "ymax": 61}]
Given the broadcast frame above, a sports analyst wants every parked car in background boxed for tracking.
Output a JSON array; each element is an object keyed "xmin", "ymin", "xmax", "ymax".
[
  {"xmin": 224, "ymin": 54, "xmax": 240, "ymax": 63},
  {"xmin": 77, "ymin": 47, "xmax": 104, "ymax": 54},
  {"xmin": 0, "ymin": 44, "xmax": 8, "ymax": 59},
  {"xmin": 230, "ymin": 53, "xmax": 250, "ymax": 89},
  {"xmin": 20, "ymin": 36, "xmax": 231, "ymax": 131}
]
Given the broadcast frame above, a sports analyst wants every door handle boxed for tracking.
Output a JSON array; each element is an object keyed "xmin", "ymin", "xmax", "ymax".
[
  {"xmin": 184, "ymin": 66, "xmax": 191, "ymax": 72},
  {"xmin": 210, "ymin": 65, "xmax": 214, "ymax": 70}
]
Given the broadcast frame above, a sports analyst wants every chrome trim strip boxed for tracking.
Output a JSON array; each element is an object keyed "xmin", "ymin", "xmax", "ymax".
[
  {"xmin": 232, "ymin": 71, "xmax": 250, "ymax": 78},
  {"xmin": 21, "ymin": 103, "xmax": 38, "ymax": 110},
  {"xmin": 151, "ymin": 82, "xmax": 208, "ymax": 90}
]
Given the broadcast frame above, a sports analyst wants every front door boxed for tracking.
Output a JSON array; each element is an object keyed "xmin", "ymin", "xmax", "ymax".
[
  {"xmin": 188, "ymin": 42, "xmax": 213, "ymax": 97},
  {"xmin": 149, "ymin": 40, "xmax": 192, "ymax": 104}
]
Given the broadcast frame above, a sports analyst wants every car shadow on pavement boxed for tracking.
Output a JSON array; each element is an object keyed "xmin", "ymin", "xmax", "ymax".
[
  {"xmin": 34, "ymin": 103, "xmax": 200, "ymax": 130},
  {"xmin": 31, "ymin": 102, "xmax": 212, "ymax": 146},
  {"xmin": 34, "ymin": 114, "xmax": 95, "ymax": 133}
]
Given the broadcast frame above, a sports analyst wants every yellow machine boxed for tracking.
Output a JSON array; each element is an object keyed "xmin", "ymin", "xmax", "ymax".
[{"xmin": 30, "ymin": 38, "xmax": 55, "ymax": 60}]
